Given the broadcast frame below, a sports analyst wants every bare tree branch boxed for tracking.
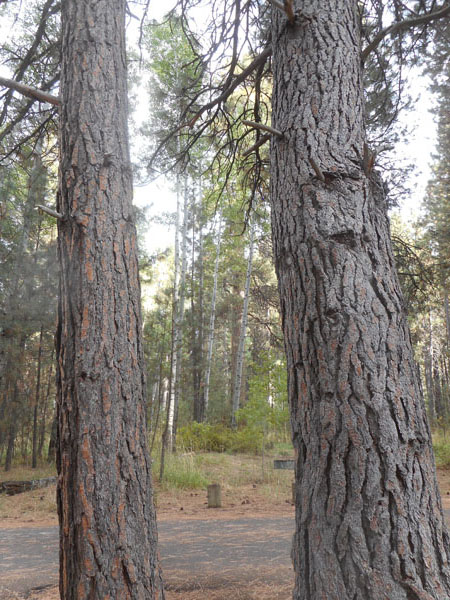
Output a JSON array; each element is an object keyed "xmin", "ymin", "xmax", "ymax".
[
  {"xmin": 362, "ymin": 3, "xmax": 450, "ymax": 62},
  {"xmin": 187, "ymin": 46, "xmax": 272, "ymax": 127},
  {"xmin": 0, "ymin": 76, "xmax": 60, "ymax": 106},
  {"xmin": 242, "ymin": 119, "xmax": 282, "ymax": 138}
]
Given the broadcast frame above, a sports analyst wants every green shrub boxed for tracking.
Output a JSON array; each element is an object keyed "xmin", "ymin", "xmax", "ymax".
[
  {"xmin": 433, "ymin": 432, "xmax": 450, "ymax": 468},
  {"xmin": 177, "ymin": 423, "xmax": 232, "ymax": 452},
  {"xmin": 154, "ymin": 452, "xmax": 210, "ymax": 489},
  {"xmin": 229, "ymin": 428, "xmax": 263, "ymax": 454},
  {"xmin": 177, "ymin": 422, "xmax": 262, "ymax": 455}
]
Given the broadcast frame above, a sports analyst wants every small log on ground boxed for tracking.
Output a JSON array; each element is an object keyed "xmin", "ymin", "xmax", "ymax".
[
  {"xmin": 1, "ymin": 476, "xmax": 57, "ymax": 496},
  {"xmin": 273, "ymin": 458, "xmax": 295, "ymax": 470}
]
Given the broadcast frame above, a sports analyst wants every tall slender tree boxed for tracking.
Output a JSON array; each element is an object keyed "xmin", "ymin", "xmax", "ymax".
[
  {"xmin": 269, "ymin": 2, "xmax": 450, "ymax": 597},
  {"xmin": 56, "ymin": 1, "xmax": 163, "ymax": 597},
  {"xmin": 231, "ymin": 219, "xmax": 255, "ymax": 428}
]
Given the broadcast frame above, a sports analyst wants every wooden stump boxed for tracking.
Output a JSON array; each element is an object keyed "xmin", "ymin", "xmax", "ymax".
[{"xmin": 207, "ymin": 483, "xmax": 222, "ymax": 508}]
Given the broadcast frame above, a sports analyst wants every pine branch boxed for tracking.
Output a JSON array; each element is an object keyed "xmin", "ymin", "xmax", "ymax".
[
  {"xmin": 0, "ymin": 76, "xmax": 60, "ymax": 106},
  {"xmin": 36, "ymin": 205, "xmax": 63, "ymax": 220},
  {"xmin": 242, "ymin": 120, "xmax": 283, "ymax": 138},
  {"xmin": 187, "ymin": 46, "xmax": 272, "ymax": 127},
  {"xmin": 362, "ymin": 3, "xmax": 450, "ymax": 63}
]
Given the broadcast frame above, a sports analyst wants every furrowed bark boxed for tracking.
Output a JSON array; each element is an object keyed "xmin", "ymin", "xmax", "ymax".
[
  {"xmin": 270, "ymin": 2, "xmax": 450, "ymax": 598},
  {"xmin": 56, "ymin": 1, "xmax": 164, "ymax": 598}
]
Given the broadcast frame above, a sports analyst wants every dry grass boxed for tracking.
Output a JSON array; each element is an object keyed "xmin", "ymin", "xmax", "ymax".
[
  {"xmin": 0, "ymin": 452, "xmax": 294, "ymax": 527},
  {"xmin": 0, "ymin": 483, "xmax": 57, "ymax": 527},
  {"xmin": 0, "ymin": 464, "xmax": 56, "ymax": 484},
  {"xmin": 25, "ymin": 568, "xmax": 294, "ymax": 600}
]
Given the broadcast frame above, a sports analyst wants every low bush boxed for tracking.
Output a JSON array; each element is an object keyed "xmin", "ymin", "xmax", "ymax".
[
  {"xmin": 433, "ymin": 431, "xmax": 450, "ymax": 468},
  {"xmin": 177, "ymin": 422, "xmax": 263, "ymax": 455},
  {"xmin": 154, "ymin": 452, "xmax": 210, "ymax": 490}
]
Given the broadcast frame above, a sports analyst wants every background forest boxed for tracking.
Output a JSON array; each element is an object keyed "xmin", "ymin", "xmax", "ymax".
[{"xmin": 0, "ymin": 1, "xmax": 449, "ymax": 474}]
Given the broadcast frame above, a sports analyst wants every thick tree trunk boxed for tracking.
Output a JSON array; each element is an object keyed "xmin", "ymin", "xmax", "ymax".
[
  {"xmin": 270, "ymin": 2, "xmax": 450, "ymax": 598},
  {"xmin": 56, "ymin": 1, "xmax": 164, "ymax": 598}
]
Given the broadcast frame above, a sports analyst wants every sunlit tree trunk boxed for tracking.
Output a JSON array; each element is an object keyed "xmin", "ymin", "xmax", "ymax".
[
  {"xmin": 231, "ymin": 221, "xmax": 254, "ymax": 427},
  {"xmin": 204, "ymin": 207, "xmax": 223, "ymax": 418},
  {"xmin": 270, "ymin": 2, "xmax": 450, "ymax": 598},
  {"xmin": 56, "ymin": 1, "xmax": 164, "ymax": 597},
  {"xmin": 171, "ymin": 178, "xmax": 188, "ymax": 450},
  {"xmin": 192, "ymin": 188, "xmax": 205, "ymax": 422}
]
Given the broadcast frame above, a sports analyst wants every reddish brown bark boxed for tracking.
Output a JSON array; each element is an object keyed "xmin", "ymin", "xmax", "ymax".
[
  {"xmin": 56, "ymin": 1, "xmax": 164, "ymax": 598},
  {"xmin": 270, "ymin": 2, "xmax": 450, "ymax": 598}
]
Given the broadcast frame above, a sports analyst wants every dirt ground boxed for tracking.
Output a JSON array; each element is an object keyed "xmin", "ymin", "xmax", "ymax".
[
  {"xmin": 3, "ymin": 468, "xmax": 450, "ymax": 600},
  {"xmin": 0, "ymin": 479, "xmax": 294, "ymax": 529}
]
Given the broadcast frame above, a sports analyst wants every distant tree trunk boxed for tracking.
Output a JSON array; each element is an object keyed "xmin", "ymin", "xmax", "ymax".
[
  {"xmin": 171, "ymin": 178, "xmax": 188, "ymax": 451},
  {"xmin": 434, "ymin": 359, "xmax": 444, "ymax": 421},
  {"xmin": 204, "ymin": 208, "xmax": 223, "ymax": 419},
  {"xmin": 270, "ymin": 2, "xmax": 450, "ymax": 598},
  {"xmin": 38, "ymin": 348, "xmax": 54, "ymax": 459},
  {"xmin": 56, "ymin": 1, "xmax": 164, "ymax": 598},
  {"xmin": 32, "ymin": 326, "xmax": 43, "ymax": 468},
  {"xmin": 229, "ymin": 280, "xmax": 241, "ymax": 413},
  {"xmin": 4, "ymin": 381, "xmax": 19, "ymax": 472},
  {"xmin": 192, "ymin": 189, "xmax": 205, "ymax": 422},
  {"xmin": 424, "ymin": 347, "xmax": 435, "ymax": 424},
  {"xmin": 165, "ymin": 176, "xmax": 182, "ymax": 456},
  {"xmin": 231, "ymin": 222, "xmax": 254, "ymax": 428},
  {"xmin": 444, "ymin": 286, "xmax": 450, "ymax": 351},
  {"xmin": 47, "ymin": 409, "xmax": 57, "ymax": 463}
]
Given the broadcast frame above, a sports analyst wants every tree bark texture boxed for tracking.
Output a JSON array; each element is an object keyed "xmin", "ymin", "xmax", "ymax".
[
  {"xmin": 57, "ymin": 1, "xmax": 164, "ymax": 598},
  {"xmin": 270, "ymin": 2, "xmax": 450, "ymax": 598}
]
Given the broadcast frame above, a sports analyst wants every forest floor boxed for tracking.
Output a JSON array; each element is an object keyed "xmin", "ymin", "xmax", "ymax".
[{"xmin": 2, "ymin": 456, "xmax": 450, "ymax": 599}]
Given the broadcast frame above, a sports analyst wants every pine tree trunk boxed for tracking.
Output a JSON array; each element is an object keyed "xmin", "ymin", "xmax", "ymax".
[
  {"xmin": 32, "ymin": 326, "xmax": 43, "ymax": 469},
  {"xmin": 231, "ymin": 222, "xmax": 254, "ymax": 427},
  {"xmin": 47, "ymin": 409, "xmax": 57, "ymax": 463},
  {"xmin": 165, "ymin": 176, "xmax": 182, "ymax": 454},
  {"xmin": 424, "ymin": 347, "xmax": 435, "ymax": 425},
  {"xmin": 270, "ymin": 2, "xmax": 450, "ymax": 598},
  {"xmin": 192, "ymin": 191, "xmax": 205, "ymax": 423},
  {"xmin": 56, "ymin": 1, "xmax": 164, "ymax": 598},
  {"xmin": 444, "ymin": 286, "xmax": 450, "ymax": 351},
  {"xmin": 171, "ymin": 178, "xmax": 188, "ymax": 451},
  {"xmin": 434, "ymin": 360, "xmax": 444, "ymax": 421},
  {"xmin": 204, "ymin": 208, "xmax": 223, "ymax": 418},
  {"xmin": 4, "ymin": 381, "xmax": 19, "ymax": 472},
  {"xmin": 38, "ymin": 348, "xmax": 54, "ymax": 459}
]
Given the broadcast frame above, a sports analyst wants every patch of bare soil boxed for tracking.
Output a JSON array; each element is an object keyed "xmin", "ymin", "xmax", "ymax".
[
  {"xmin": 156, "ymin": 482, "xmax": 294, "ymax": 521},
  {"xmin": 25, "ymin": 566, "xmax": 294, "ymax": 600},
  {"xmin": 0, "ymin": 479, "xmax": 294, "ymax": 529},
  {"xmin": 4, "ymin": 467, "xmax": 450, "ymax": 600},
  {"xmin": 26, "ymin": 578, "xmax": 293, "ymax": 600}
]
